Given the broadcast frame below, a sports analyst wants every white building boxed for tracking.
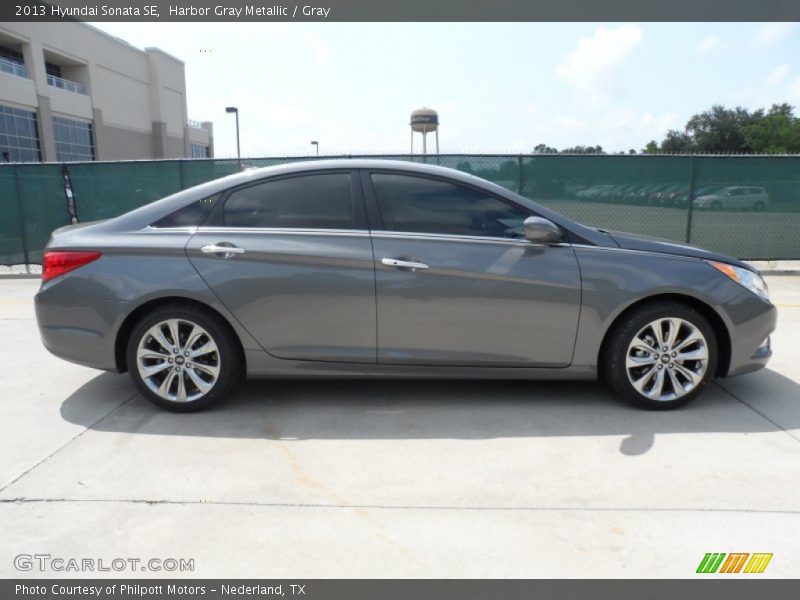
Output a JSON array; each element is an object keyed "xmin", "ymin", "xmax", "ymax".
[{"xmin": 0, "ymin": 21, "xmax": 213, "ymax": 163}]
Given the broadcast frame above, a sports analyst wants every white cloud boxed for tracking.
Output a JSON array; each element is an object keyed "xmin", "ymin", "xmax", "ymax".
[
  {"xmin": 756, "ymin": 23, "xmax": 799, "ymax": 44},
  {"xmin": 697, "ymin": 35, "xmax": 720, "ymax": 52},
  {"xmin": 555, "ymin": 25, "xmax": 643, "ymax": 101},
  {"xmin": 767, "ymin": 64, "xmax": 790, "ymax": 87},
  {"xmin": 789, "ymin": 76, "xmax": 800, "ymax": 102}
]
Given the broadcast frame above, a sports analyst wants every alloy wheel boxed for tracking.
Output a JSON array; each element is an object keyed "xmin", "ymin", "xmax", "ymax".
[
  {"xmin": 136, "ymin": 318, "xmax": 220, "ymax": 403},
  {"xmin": 625, "ymin": 317, "xmax": 709, "ymax": 402}
]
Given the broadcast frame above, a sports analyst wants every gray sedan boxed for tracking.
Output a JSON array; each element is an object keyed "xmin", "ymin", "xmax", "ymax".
[{"xmin": 35, "ymin": 160, "xmax": 776, "ymax": 411}]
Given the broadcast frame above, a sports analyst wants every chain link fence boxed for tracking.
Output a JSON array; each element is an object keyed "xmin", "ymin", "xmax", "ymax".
[{"xmin": 1, "ymin": 154, "xmax": 799, "ymax": 267}]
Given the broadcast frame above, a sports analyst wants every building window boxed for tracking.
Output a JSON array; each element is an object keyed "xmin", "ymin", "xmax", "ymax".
[
  {"xmin": 0, "ymin": 104, "xmax": 42, "ymax": 162},
  {"xmin": 190, "ymin": 143, "xmax": 209, "ymax": 158},
  {"xmin": 0, "ymin": 45, "xmax": 27, "ymax": 79},
  {"xmin": 53, "ymin": 116, "xmax": 95, "ymax": 162},
  {"xmin": 45, "ymin": 62, "xmax": 63, "ymax": 78}
]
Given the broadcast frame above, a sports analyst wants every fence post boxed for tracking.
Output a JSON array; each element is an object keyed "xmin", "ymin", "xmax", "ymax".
[
  {"xmin": 13, "ymin": 165, "xmax": 31, "ymax": 271},
  {"xmin": 518, "ymin": 155, "xmax": 524, "ymax": 195},
  {"xmin": 685, "ymin": 156, "xmax": 697, "ymax": 244},
  {"xmin": 179, "ymin": 160, "xmax": 186, "ymax": 189},
  {"xmin": 62, "ymin": 163, "xmax": 78, "ymax": 224}
]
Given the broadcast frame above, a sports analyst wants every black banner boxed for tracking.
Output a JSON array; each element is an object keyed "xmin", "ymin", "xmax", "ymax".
[
  {"xmin": 3, "ymin": 0, "xmax": 800, "ymax": 22},
  {"xmin": 5, "ymin": 580, "xmax": 800, "ymax": 600}
]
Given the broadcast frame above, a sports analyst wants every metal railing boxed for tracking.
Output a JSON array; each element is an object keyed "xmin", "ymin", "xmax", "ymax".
[
  {"xmin": 186, "ymin": 119, "xmax": 205, "ymax": 129},
  {"xmin": 0, "ymin": 56, "xmax": 28, "ymax": 79},
  {"xmin": 46, "ymin": 74, "xmax": 86, "ymax": 95}
]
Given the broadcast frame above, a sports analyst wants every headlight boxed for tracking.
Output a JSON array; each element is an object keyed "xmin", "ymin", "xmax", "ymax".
[{"xmin": 706, "ymin": 260, "xmax": 769, "ymax": 300}]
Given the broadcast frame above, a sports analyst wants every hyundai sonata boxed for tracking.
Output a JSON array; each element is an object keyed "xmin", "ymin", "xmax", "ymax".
[{"xmin": 35, "ymin": 160, "xmax": 776, "ymax": 411}]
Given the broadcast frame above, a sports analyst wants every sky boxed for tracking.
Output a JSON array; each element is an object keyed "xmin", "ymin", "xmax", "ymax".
[{"xmin": 89, "ymin": 21, "xmax": 800, "ymax": 158}]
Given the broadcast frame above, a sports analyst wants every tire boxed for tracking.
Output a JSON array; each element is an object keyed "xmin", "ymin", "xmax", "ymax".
[
  {"xmin": 602, "ymin": 301, "xmax": 718, "ymax": 410},
  {"xmin": 710, "ymin": 201, "xmax": 722, "ymax": 211},
  {"xmin": 126, "ymin": 303, "xmax": 242, "ymax": 412},
  {"xmin": 753, "ymin": 201, "xmax": 765, "ymax": 211}
]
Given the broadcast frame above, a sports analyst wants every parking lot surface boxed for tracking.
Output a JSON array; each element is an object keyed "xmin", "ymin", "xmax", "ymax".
[{"xmin": 0, "ymin": 277, "xmax": 798, "ymax": 578}]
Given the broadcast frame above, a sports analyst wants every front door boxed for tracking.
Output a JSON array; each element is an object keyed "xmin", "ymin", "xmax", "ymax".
[{"xmin": 365, "ymin": 171, "xmax": 582, "ymax": 367}]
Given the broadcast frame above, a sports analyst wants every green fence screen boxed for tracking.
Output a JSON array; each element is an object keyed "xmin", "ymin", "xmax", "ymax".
[{"xmin": 1, "ymin": 154, "xmax": 799, "ymax": 265}]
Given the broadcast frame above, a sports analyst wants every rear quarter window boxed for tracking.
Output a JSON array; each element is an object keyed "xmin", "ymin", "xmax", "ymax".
[{"xmin": 151, "ymin": 194, "xmax": 220, "ymax": 228}]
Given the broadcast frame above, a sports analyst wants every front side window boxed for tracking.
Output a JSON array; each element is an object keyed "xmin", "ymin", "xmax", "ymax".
[
  {"xmin": 371, "ymin": 173, "xmax": 529, "ymax": 238},
  {"xmin": 223, "ymin": 173, "xmax": 354, "ymax": 229}
]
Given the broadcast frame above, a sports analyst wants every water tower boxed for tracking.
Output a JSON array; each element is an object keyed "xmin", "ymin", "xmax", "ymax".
[{"xmin": 410, "ymin": 107, "xmax": 439, "ymax": 155}]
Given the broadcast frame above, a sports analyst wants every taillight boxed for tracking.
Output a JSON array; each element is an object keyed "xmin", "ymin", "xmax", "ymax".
[{"xmin": 42, "ymin": 251, "xmax": 102, "ymax": 282}]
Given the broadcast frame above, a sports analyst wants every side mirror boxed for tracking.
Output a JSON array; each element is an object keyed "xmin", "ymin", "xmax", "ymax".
[{"xmin": 523, "ymin": 216, "xmax": 562, "ymax": 244}]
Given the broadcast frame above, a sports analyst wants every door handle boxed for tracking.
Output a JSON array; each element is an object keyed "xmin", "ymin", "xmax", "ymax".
[
  {"xmin": 381, "ymin": 257, "xmax": 429, "ymax": 270},
  {"xmin": 201, "ymin": 243, "xmax": 246, "ymax": 256}
]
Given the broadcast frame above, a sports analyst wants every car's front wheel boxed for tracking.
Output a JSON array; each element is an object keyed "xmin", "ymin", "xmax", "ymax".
[
  {"xmin": 126, "ymin": 303, "xmax": 242, "ymax": 412},
  {"xmin": 603, "ymin": 301, "xmax": 718, "ymax": 410}
]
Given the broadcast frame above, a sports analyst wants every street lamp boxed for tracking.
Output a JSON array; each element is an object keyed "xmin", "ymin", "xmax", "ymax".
[
  {"xmin": 311, "ymin": 140, "xmax": 319, "ymax": 156},
  {"xmin": 225, "ymin": 106, "xmax": 240, "ymax": 166}
]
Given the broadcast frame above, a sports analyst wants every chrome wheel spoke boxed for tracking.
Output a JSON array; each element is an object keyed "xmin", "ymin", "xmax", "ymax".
[
  {"xmin": 626, "ymin": 354, "xmax": 657, "ymax": 368},
  {"xmin": 139, "ymin": 361, "xmax": 171, "ymax": 377},
  {"xmin": 664, "ymin": 318, "xmax": 681, "ymax": 349},
  {"xmin": 186, "ymin": 367, "xmax": 213, "ymax": 394},
  {"xmin": 189, "ymin": 341, "xmax": 216, "ymax": 358},
  {"xmin": 631, "ymin": 341, "xmax": 659, "ymax": 356},
  {"xmin": 158, "ymin": 369, "xmax": 177, "ymax": 398},
  {"xmin": 632, "ymin": 366, "xmax": 656, "ymax": 393},
  {"xmin": 166, "ymin": 319, "xmax": 181, "ymax": 349},
  {"xmin": 676, "ymin": 347, "xmax": 708, "ymax": 362},
  {"xmin": 193, "ymin": 362, "xmax": 220, "ymax": 378},
  {"xmin": 676, "ymin": 332, "xmax": 704, "ymax": 352},
  {"xmin": 176, "ymin": 372, "xmax": 188, "ymax": 402},
  {"xmin": 149, "ymin": 325, "xmax": 173, "ymax": 354},
  {"xmin": 648, "ymin": 368, "xmax": 666, "ymax": 398},
  {"xmin": 674, "ymin": 362, "xmax": 701, "ymax": 385},
  {"xmin": 667, "ymin": 367, "xmax": 686, "ymax": 397}
]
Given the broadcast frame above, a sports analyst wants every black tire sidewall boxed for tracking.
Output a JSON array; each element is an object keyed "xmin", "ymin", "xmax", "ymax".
[
  {"xmin": 603, "ymin": 302, "xmax": 718, "ymax": 410},
  {"xmin": 125, "ymin": 304, "xmax": 241, "ymax": 412}
]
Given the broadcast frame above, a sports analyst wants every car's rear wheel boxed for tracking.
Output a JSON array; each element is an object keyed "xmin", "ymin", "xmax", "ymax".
[
  {"xmin": 126, "ymin": 304, "xmax": 242, "ymax": 412},
  {"xmin": 603, "ymin": 301, "xmax": 718, "ymax": 410},
  {"xmin": 753, "ymin": 200, "xmax": 766, "ymax": 211}
]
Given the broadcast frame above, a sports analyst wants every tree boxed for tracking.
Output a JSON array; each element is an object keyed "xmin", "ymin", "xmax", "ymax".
[
  {"xmin": 742, "ymin": 103, "xmax": 800, "ymax": 153},
  {"xmin": 684, "ymin": 105, "xmax": 758, "ymax": 153},
  {"xmin": 643, "ymin": 140, "xmax": 660, "ymax": 154},
  {"xmin": 660, "ymin": 130, "xmax": 695, "ymax": 153},
  {"xmin": 560, "ymin": 145, "xmax": 605, "ymax": 154},
  {"xmin": 533, "ymin": 143, "xmax": 558, "ymax": 154}
]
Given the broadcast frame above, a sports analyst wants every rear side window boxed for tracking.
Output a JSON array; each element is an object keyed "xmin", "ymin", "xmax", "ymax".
[
  {"xmin": 223, "ymin": 173, "xmax": 354, "ymax": 229},
  {"xmin": 151, "ymin": 194, "xmax": 219, "ymax": 228},
  {"xmin": 370, "ymin": 173, "xmax": 529, "ymax": 238}
]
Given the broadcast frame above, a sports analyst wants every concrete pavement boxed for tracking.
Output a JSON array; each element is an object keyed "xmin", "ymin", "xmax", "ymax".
[{"xmin": 0, "ymin": 277, "xmax": 798, "ymax": 578}]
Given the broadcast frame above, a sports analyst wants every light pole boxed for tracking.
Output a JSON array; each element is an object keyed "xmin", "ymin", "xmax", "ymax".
[
  {"xmin": 311, "ymin": 140, "xmax": 319, "ymax": 156},
  {"xmin": 225, "ymin": 106, "xmax": 240, "ymax": 167}
]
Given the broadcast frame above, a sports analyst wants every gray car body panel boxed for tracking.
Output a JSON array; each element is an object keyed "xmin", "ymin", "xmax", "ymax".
[{"xmin": 35, "ymin": 159, "xmax": 776, "ymax": 381}]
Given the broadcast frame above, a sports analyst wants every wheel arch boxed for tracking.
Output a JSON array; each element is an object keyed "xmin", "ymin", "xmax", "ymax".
[
  {"xmin": 598, "ymin": 293, "xmax": 732, "ymax": 378},
  {"xmin": 114, "ymin": 296, "xmax": 246, "ymax": 373}
]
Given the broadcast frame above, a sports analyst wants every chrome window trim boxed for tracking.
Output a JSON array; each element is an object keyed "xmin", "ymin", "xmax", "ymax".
[
  {"xmin": 193, "ymin": 227, "xmax": 371, "ymax": 237},
  {"xmin": 370, "ymin": 230, "xmax": 568, "ymax": 247}
]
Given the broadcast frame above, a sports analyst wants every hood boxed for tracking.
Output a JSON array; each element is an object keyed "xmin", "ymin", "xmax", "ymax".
[{"xmin": 605, "ymin": 229, "xmax": 750, "ymax": 269}]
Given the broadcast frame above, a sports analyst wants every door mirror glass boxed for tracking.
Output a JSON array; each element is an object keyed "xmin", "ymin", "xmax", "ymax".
[{"xmin": 523, "ymin": 217, "xmax": 562, "ymax": 244}]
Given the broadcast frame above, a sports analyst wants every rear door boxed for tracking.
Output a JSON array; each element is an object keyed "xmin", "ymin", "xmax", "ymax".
[
  {"xmin": 186, "ymin": 170, "xmax": 377, "ymax": 363},
  {"xmin": 364, "ymin": 170, "xmax": 582, "ymax": 367}
]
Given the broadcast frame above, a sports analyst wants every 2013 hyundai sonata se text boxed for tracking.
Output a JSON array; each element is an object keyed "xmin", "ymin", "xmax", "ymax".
[{"xmin": 34, "ymin": 160, "xmax": 776, "ymax": 412}]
